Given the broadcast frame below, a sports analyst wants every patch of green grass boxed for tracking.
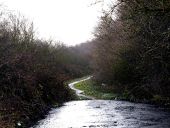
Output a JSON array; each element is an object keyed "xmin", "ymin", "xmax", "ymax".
[
  {"xmin": 74, "ymin": 79, "xmax": 118, "ymax": 100},
  {"xmin": 151, "ymin": 95, "xmax": 170, "ymax": 105}
]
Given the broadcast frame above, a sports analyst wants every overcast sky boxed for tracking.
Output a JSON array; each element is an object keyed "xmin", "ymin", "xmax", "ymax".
[{"xmin": 1, "ymin": 0, "xmax": 112, "ymax": 45}]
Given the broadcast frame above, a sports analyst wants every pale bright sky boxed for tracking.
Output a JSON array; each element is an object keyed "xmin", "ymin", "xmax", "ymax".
[{"xmin": 1, "ymin": 0, "xmax": 112, "ymax": 45}]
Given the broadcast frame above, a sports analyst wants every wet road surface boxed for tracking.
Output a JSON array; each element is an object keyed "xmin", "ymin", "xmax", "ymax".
[
  {"xmin": 32, "ymin": 78, "xmax": 170, "ymax": 128},
  {"xmin": 33, "ymin": 100, "xmax": 170, "ymax": 128}
]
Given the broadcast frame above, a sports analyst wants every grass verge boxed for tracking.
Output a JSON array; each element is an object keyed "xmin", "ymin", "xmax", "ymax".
[
  {"xmin": 72, "ymin": 77, "xmax": 170, "ymax": 107},
  {"xmin": 74, "ymin": 79, "xmax": 118, "ymax": 100}
]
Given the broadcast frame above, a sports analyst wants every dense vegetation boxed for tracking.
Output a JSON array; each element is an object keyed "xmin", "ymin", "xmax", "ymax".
[
  {"xmin": 0, "ymin": 12, "xmax": 90, "ymax": 127},
  {"xmin": 91, "ymin": 0, "xmax": 170, "ymax": 104}
]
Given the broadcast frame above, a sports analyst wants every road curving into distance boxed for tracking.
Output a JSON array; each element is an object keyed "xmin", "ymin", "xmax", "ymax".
[
  {"xmin": 68, "ymin": 76, "xmax": 95, "ymax": 100},
  {"xmin": 32, "ymin": 77, "xmax": 170, "ymax": 128}
]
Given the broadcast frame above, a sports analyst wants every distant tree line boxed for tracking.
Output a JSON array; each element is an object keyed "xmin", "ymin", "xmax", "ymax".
[
  {"xmin": 0, "ymin": 11, "xmax": 90, "ymax": 127},
  {"xmin": 91, "ymin": 0, "xmax": 170, "ymax": 102}
]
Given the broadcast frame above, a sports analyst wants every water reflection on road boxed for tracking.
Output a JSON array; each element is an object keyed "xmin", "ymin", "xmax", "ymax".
[{"xmin": 33, "ymin": 100, "xmax": 170, "ymax": 128}]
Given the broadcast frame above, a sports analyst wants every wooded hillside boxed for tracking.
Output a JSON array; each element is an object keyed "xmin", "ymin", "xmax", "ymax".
[{"xmin": 91, "ymin": 0, "xmax": 170, "ymax": 102}]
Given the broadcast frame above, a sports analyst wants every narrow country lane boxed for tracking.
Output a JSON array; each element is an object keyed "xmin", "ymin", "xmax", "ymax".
[
  {"xmin": 68, "ymin": 76, "xmax": 95, "ymax": 100},
  {"xmin": 32, "ymin": 78, "xmax": 170, "ymax": 128}
]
